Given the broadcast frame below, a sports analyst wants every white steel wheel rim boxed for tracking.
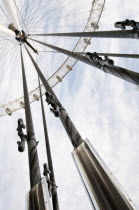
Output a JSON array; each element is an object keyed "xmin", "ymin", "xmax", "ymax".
[{"xmin": 0, "ymin": 0, "xmax": 106, "ymax": 117}]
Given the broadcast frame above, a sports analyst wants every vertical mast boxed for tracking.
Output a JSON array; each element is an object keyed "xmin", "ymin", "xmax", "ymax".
[
  {"xmin": 20, "ymin": 45, "xmax": 41, "ymax": 188},
  {"xmin": 38, "ymin": 78, "xmax": 59, "ymax": 210}
]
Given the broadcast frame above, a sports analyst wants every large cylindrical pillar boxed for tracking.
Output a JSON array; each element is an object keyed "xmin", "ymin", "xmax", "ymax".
[{"xmin": 72, "ymin": 139, "xmax": 136, "ymax": 210}]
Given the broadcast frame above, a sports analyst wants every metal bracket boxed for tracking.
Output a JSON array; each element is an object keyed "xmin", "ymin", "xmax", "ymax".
[
  {"xmin": 45, "ymin": 91, "xmax": 61, "ymax": 117},
  {"xmin": 15, "ymin": 30, "xmax": 38, "ymax": 53},
  {"xmin": 86, "ymin": 52, "xmax": 114, "ymax": 67},
  {"xmin": 115, "ymin": 19, "xmax": 139, "ymax": 31},
  {"xmin": 17, "ymin": 118, "xmax": 27, "ymax": 152},
  {"xmin": 43, "ymin": 163, "xmax": 52, "ymax": 197}
]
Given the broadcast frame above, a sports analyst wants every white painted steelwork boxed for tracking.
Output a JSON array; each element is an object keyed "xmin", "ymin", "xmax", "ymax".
[
  {"xmin": 2, "ymin": 0, "xmax": 21, "ymax": 31},
  {"xmin": 0, "ymin": 24, "xmax": 15, "ymax": 36},
  {"xmin": 0, "ymin": 0, "xmax": 106, "ymax": 117}
]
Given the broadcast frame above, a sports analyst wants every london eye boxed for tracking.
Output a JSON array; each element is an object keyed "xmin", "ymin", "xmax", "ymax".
[{"xmin": 0, "ymin": 0, "xmax": 138, "ymax": 210}]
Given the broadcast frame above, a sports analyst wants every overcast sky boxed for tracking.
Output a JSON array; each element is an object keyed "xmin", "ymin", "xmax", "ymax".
[{"xmin": 0, "ymin": 0, "xmax": 139, "ymax": 210}]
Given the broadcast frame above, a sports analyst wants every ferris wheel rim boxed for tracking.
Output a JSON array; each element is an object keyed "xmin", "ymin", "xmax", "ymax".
[{"xmin": 0, "ymin": 0, "xmax": 106, "ymax": 117}]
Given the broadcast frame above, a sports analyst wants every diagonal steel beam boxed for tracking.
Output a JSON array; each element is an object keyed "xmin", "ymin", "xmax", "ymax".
[
  {"xmin": 29, "ymin": 38, "xmax": 139, "ymax": 86},
  {"xmin": 20, "ymin": 45, "xmax": 41, "ymax": 188},
  {"xmin": 25, "ymin": 45, "xmax": 83, "ymax": 148},
  {"xmin": 38, "ymin": 78, "xmax": 59, "ymax": 210},
  {"xmin": 29, "ymin": 30, "xmax": 139, "ymax": 39},
  {"xmin": 37, "ymin": 50, "xmax": 139, "ymax": 59},
  {"xmin": 24, "ymin": 46, "xmax": 136, "ymax": 210}
]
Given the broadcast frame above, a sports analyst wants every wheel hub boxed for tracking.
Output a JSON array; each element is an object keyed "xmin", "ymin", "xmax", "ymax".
[{"xmin": 9, "ymin": 23, "xmax": 38, "ymax": 53}]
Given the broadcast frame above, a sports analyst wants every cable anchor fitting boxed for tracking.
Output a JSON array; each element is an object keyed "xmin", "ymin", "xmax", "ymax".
[
  {"xmin": 17, "ymin": 118, "xmax": 27, "ymax": 152},
  {"xmin": 86, "ymin": 52, "xmax": 114, "ymax": 67},
  {"xmin": 115, "ymin": 19, "xmax": 139, "ymax": 31},
  {"xmin": 45, "ymin": 91, "xmax": 61, "ymax": 117},
  {"xmin": 43, "ymin": 163, "xmax": 52, "ymax": 197}
]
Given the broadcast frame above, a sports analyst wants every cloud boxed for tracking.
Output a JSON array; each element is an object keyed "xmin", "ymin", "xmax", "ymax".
[{"xmin": 0, "ymin": 0, "xmax": 139, "ymax": 210}]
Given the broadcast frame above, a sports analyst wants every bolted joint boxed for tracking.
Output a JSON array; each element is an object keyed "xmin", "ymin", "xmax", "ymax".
[
  {"xmin": 16, "ymin": 30, "xmax": 28, "ymax": 43},
  {"xmin": 17, "ymin": 139, "xmax": 26, "ymax": 152},
  {"xmin": 115, "ymin": 19, "xmax": 139, "ymax": 31},
  {"xmin": 102, "ymin": 55, "xmax": 114, "ymax": 66},
  {"xmin": 43, "ymin": 163, "xmax": 52, "ymax": 197},
  {"xmin": 45, "ymin": 91, "xmax": 55, "ymax": 105},
  {"xmin": 9, "ymin": 23, "xmax": 21, "ymax": 38},
  {"xmin": 5, "ymin": 107, "xmax": 12, "ymax": 116},
  {"xmin": 33, "ymin": 94, "xmax": 39, "ymax": 101},
  {"xmin": 45, "ymin": 91, "xmax": 61, "ymax": 117},
  {"xmin": 86, "ymin": 52, "xmax": 114, "ymax": 67},
  {"xmin": 17, "ymin": 118, "xmax": 27, "ymax": 152},
  {"xmin": 86, "ymin": 52, "xmax": 99, "ymax": 60},
  {"xmin": 50, "ymin": 108, "xmax": 61, "ymax": 117},
  {"xmin": 43, "ymin": 163, "xmax": 51, "ymax": 176}
]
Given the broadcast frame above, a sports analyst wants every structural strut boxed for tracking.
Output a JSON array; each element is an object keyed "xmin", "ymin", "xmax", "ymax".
[
  {"xmin": 23, "ymin": 45, "xmax": 136, "ymax": 210},
  {"xmin": 20, "ymin": 46, "xmax": 41, "ymax": 188},
  {"xmin": 29, "ymin": 38, "xmax": 139, "ymax": 86},
  {"xmin": 38, "ymin": 78, "xmax": 59, "ymax": 210},
  {"xmin": 29, "ymin": 30, "xmax": 139, "ymax": 39},
  {"xmin": 25, "ymin": 45, "xmax": 83, "ymax": 149}
]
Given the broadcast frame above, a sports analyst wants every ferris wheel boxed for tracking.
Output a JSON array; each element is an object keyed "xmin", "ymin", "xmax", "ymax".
[
  {"xmin": 0, "ymin": 0, "xmax": 138, "ymax": 210},
  {"xmin": 0, "ymin": 0, "xmax": 105, "ymax": 117}
]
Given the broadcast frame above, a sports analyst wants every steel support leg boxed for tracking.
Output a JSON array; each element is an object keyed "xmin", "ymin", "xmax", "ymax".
[
  {"xmin": 78, "ymin": 52, "xmax": 139, "ymax": 59},
  {"xmin": 72, "ymin": 140, "xmax": 136, "ymax": 210},
  {"xmin": 25, "ymin": 45, "xmax": 83, "ymax": 148},
  {"xmin": 24, "ymin": 45, "xmax": 136, "ymax": 210},
  {"xmin": 38, "ymin": 78, "xmax": 59, "ymax": 210},
  {"xmin": 20, "ymin": 46, "xmax": 41, "ymax": 188},
  {"xmin": 29, "ymin": 38, "xmax": 139, "ymax": 86},
  {"xmin": 29, "ymin": 30, "xmax": 139, "ymax": 39}
]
